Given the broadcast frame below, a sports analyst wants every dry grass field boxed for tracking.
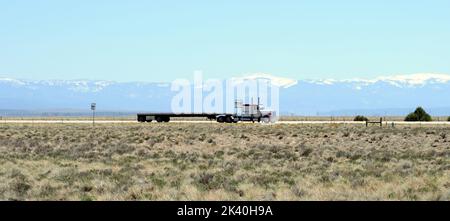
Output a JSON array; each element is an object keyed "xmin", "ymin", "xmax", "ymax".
[{"xmin": 0, "ymin": 123, "xmax": 449, "ymax": 201}]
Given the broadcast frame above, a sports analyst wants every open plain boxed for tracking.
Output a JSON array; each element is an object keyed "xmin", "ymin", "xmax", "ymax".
[{"xmin": 0, "ymin": 123, "xmax": 449, "ymax": 200}]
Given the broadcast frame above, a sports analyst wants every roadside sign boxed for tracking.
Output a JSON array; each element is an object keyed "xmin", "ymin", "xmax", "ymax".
[{"xmin": 91, "ymin": 103, "xmax": 96, "ymax": 126}]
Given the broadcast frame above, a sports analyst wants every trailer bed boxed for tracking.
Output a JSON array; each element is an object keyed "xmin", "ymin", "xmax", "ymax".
[{"xmin": 137, "ymin": 113, "xmax": 231, "ymax": 122}]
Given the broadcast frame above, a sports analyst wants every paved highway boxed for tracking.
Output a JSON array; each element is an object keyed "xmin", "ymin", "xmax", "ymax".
[{"xmin": 1, "ymin": 120, "xmax": 450, "ymax": 125}]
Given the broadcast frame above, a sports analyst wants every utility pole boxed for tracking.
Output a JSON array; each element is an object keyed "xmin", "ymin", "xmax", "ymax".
[{"xmin": 91, "ymin": 103, "xmax": 96, "ymax": 126}]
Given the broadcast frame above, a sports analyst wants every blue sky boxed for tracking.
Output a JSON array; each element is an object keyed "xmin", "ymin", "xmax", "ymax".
[{"xmin": 1, "ymin": 0, "xmax": 449, "ymax": 82}]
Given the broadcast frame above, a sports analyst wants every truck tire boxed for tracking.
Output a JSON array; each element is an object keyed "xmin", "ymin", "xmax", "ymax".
[
  {"xmin": 156, "ymin": 116, "xmax": 164, "ymax": 123},
  {"xmin": 225, "ymin": 116, "xmax": 233, "ymax": 123},
  {"xmin": 262, "ymin": 117, "xmax": 270, "ymax": 123},
  {"xmin": 217, "ymin": 116, "xmax": 225, "ymax": 123},
  {"xmin": 163, "ymin": 117, "xmax": 170, "ymax": 122}
]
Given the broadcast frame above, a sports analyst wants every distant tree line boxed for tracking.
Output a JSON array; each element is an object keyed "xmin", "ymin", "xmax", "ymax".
[{"xmin": 354, "ymin": 107, "xmax": 448, "ymax": 122}]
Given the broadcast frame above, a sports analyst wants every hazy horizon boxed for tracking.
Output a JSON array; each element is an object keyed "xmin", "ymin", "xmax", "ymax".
[{"xmin": 1, "ymin": 72, "xmax": 450, "ymax": 84}]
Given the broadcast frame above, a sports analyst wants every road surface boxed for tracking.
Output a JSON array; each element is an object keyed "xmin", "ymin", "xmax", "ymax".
[{"xmin": 1, "ymin": 120, "xmax": 450, "ymax": 125}]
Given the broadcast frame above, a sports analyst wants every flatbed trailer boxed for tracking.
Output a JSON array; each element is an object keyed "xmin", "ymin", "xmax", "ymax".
[
  {"xmin": 137, "ymin": 113, "xmax": 232, "ymax": 123},
  {"xmin": 137, "ymin": 112, "xmax": 268, "ymax": 123},
  {"xmin": 137, "ymin": 99, "xmax": 273, "ymax": 123}
]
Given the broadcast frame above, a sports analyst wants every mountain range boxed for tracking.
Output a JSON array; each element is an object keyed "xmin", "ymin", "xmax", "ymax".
[{"xmin": 1, "ymin": 73, "xmax": 450, "ymax": 116}]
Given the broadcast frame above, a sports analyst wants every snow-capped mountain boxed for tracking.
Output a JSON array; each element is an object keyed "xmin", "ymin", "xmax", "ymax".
[
  {"xmin": 1, "ymin": 73, "xmax": 450, "ymax": 116},
  {"xmin": 0, "ymin": 78, "xmax": 173, "ymax": 112},
  {"xmin": 283, "ymin": 73, "xmax": 450, "ymax": 115},
  {"xmin": 307, "ymin": 73, "xmax": 450, "ymax": 88},
  {"xmin": 231, "ymin": 73, "xmax": 298, "ymax": 88}
]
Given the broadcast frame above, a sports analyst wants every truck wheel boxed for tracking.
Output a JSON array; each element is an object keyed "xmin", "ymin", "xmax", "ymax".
[
  {"xmin": 138, "ymin": 116, "xmax": 146, "ymax": 122},
  {"xmin": 146, "ymin": 120, "xmax": 153, "ymax": 123},
  {"xmin": 164, "ymin": 117, "xmax": 170, "ymax": 122},
  {"xmin": 262, "ymin": 117, "xmax": 270, "ymax": 123},
  {"xmin": 225, "ymin": 116, "xmax": 233, "ymax": 123},
  {"xmin": 217, "ymin": 116, "xmax": 225, "ymax": 123},
  {"xmin": 156, "ymin": 117, "xmax": 164, "ymax": 123}
]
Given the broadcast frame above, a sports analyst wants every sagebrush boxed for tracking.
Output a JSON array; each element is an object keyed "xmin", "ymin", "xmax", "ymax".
[{"xmin": 0, "ymin": 123, "xmax": 448, "ymax": 200}]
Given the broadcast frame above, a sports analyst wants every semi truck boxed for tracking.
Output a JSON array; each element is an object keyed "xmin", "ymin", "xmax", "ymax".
[{"xmin": 137, "ymin": 99, "xmax": 275, "ymax": 123}]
